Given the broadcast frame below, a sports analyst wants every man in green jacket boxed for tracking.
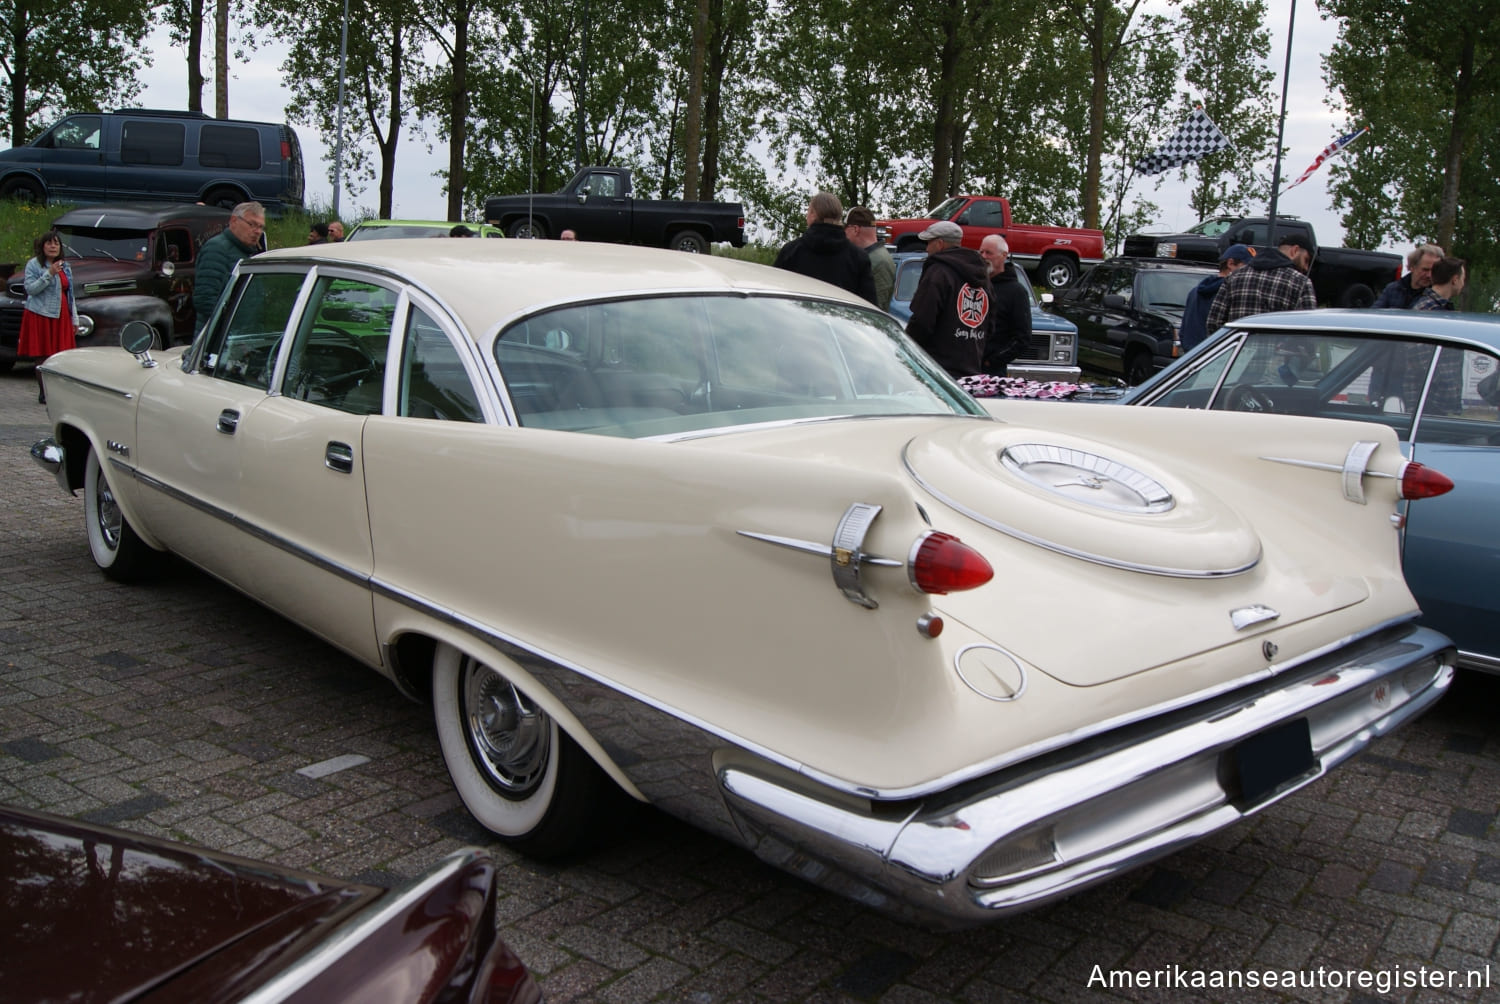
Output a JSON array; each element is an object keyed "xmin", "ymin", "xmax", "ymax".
[{"xmin": 193, "ymin": 202, "xmax": 265, "ymax": 332}]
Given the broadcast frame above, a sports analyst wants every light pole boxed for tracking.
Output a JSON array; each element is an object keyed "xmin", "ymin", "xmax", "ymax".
[
  {"xmin": 331, "ymin": 0, "xmax": 350, "ymax": 219},
  {"xmin": 1265, "ymin": 0, "xmax": 1296, "ymax": 244}
]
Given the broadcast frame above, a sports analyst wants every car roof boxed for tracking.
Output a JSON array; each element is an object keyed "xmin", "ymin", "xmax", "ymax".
[
  {"xmin": 251, "ymin": 239, "xmax": 875, "ymax": 334},
  {"xmin": 1225, "ymin": 308, "xmax": 1500, "ymax": 350},
  {"xmin": 54, "ymin": 203, "xmax": 232, "ymax": 229}
]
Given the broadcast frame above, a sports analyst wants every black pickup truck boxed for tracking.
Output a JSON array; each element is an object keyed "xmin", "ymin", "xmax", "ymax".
[
  {"xmin": 483, "ymin": 167, "xmax": 746, "ymax": 253},
  {"xmin": 1123, "ymin": 216, "xmax": 1402, "ymax": 308}
]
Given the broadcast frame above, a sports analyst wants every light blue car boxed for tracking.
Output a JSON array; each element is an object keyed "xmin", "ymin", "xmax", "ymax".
[
  {"xmin": 888, "ymin": 251, "xmax": 1081, "ymax": 380},
  {"xmin": 1121, "ymin": 309, "xmax": 1500, "ymax": 673}
]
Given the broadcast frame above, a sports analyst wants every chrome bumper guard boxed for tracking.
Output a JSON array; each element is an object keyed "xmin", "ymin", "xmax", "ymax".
[
  {"xmin": 720, "ymin": 622, "xmax": 1454, "ymax": 926},
  {"xmin": 30, "ymin": 437, "xmax": 70, "ymax": 493}
]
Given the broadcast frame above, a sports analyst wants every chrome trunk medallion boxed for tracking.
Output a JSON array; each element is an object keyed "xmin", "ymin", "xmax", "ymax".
[{"xmin": 1000, "ymin": 444, "xmax": 1174, "ymax": 514}]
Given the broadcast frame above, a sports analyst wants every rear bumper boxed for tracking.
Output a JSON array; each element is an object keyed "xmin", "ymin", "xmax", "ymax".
[{"xmin": 720, "ymin": 621, "xmax": 1454, "ymax": 926}]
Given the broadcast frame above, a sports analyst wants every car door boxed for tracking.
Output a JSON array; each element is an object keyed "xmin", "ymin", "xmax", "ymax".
[
  {"xmin": 132, "ymin": 270, "xmax": 308, "ymax": 572},
  {"xmin": 31, "ymin": 115, "xmax": 108, "ymax": 202},
  {"xmin": 231, "ymin": 272, "xmax": 403, "ymax": 667},
  {"xmin": 578, "ymin": 170, "xmax": 631, "ymax": 242},
  {"xmin": 1400, "ymin": 345, "xmax": 1500, "ymax": 668}
]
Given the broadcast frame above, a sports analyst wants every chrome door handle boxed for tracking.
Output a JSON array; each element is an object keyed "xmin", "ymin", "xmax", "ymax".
[
  {"xmin": 216, "ymin": 409, "xmax": 239, "ymax": 434},
  {"xmin": 325, "ymin": 441, "xmax": 354, "ymax": 474}
]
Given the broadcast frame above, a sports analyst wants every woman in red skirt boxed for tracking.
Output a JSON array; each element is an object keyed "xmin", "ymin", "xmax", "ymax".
[{"xmin": 20, "ymin": 229, "xmax": 79, "ymax": 403}]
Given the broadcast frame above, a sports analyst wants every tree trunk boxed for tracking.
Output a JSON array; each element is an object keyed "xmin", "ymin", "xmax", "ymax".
[
  {"xmin": 214, "ymin": 0, "xmax": 228, "ymax": 117},
  {"xmin": 700, "ymin": 0, "xmax": 728, "ymax": 200},
  {"xmin": 1083, "ymin": 44, "xmax": 1107, "ymax": 231},
  {"xmin": 1435, "ymin": 33, "xmax": 1473, "ymax": 251},
  {"xmin": 446, "ymin": 7, "xmax": 469, "ymax": 220},
  {"xmin": 187, "ymin": 0, "xmax": 205, "ymax": 114},
  {"xmin": 929, "ymin": 0, "xmax": 964, "ymax": 206},
  {"xmin": 683, "ymin": 0, "xmax": 710, "ymax": 201},
  {"xmin": 377, "ymin": 25, "xmax": 404, "ymax": 218},
  {"xmin": 8, "ymin": 5, "xmax": 29, "ymax": 145}
]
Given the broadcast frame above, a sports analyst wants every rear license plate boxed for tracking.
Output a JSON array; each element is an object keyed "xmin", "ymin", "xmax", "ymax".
[{"xmin": 1226, "ymin": 718, "xmax": 1316, "ymax": 806}]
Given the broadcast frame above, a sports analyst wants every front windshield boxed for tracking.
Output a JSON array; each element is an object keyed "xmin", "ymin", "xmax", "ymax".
[
  {"xmin": 348, "ymin": 224, "xmax": 449, "ymax": 240},
  {"xmin": 58, "ymin": 226, "xmax": 150, "ymax": 263},
  {"xmin": 931, "ymin": 198, "xmax": 965, "ymax": 221},
  {"xmin": 494, "ymin": 293, "xmax": 986, "ymax": 437}
]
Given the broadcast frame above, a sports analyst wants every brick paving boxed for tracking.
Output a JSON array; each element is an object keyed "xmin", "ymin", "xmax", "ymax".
[{"xmin": 3, "ymin": 362, "xmax": 1499, "ymax": 1002}]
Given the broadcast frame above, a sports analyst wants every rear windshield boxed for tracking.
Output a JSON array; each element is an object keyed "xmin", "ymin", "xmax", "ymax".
[{"xmin": 494, "ymin": 293, "xmax": 985, "ymax": 438}]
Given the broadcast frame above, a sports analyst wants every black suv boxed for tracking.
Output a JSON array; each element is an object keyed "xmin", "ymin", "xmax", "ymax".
[
  {"xmin": 1051, "ymin": 256, "xmax": 1216, "ymax": 384},
  {"xmin": 1, "ymin": 203, "xmax": 231, "ymax": 371}
]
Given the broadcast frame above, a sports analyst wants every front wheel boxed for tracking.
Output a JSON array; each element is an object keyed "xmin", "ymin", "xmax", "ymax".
[
  {"xmin": 668, "ymin": 230, "xmax": 709, "ymax": 254},
  {"xmin": 1123, "ymin": 348, "xmax": 1154, "ymax": 386},
  {"xmin": 1040, "ymin": 253, "xmax": 1079, "ymax": 289},
  {"xmin": 85, "ymin": 445, "xmax": 158, "ymax": 581},
  {"xmin": 432, "ymin": 643, "xmax": 615, "ymax": 858},
  {"xmin": 0, "ymin": 176, "xmax": 44, "ymax": 203},
  {"xmin": 506, "ymin": 218, "xmax": 547, "ymax": 240}
]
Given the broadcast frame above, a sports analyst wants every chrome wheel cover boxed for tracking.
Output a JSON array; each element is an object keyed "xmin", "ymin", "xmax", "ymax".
[
  {"xmin": 94, "ymin": 468, "xmax": 122, "ymax": 551},
  {"xmin": 459, "ymin": 658, "xmax": 551, "ymax": 797}
]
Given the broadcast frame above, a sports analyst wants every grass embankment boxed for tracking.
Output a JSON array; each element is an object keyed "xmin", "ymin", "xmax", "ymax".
[{"xmin": 0, "ymin": 200, "xmax": 338, "ymax": 269}]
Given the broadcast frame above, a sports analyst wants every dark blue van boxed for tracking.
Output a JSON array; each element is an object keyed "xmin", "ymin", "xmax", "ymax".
[{"xmin": 0, "ymin": 109, "xmax": 304, "ymax": 213}]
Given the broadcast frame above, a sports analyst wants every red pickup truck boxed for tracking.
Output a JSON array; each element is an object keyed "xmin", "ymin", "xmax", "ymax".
[{"xmin": 877, "ymin": 196, "xmax": 1106, "ymax": 289}]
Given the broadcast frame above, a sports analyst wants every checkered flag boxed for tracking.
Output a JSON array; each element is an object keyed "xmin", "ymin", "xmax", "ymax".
[{"xmin": 1134, "ymin": 108, "xmax": 1231, "ymax": 175}]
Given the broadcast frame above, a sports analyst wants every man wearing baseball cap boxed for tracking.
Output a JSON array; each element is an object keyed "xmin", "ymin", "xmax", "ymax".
[
  {"xmin": 1207, "ymin": 231, "xmax": 1317, "ymax": 331},
  {"xmin": 1180, "ymin": 243, "xmax": 1254, "ymax": 351},
  {"xmin": 905, "ymin": 220, "xmax": 994, "ymax": 377}
]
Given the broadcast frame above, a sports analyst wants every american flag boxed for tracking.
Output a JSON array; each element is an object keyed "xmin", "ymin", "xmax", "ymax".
[{"xmin": 1283, "ymin": 127, "xmax": 1369, "ymax": 192}]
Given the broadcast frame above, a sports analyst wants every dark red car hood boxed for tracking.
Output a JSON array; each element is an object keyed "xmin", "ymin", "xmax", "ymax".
[{"xmin": 0, "ymin": 805, "xmax": 540, "ymax": 1003}]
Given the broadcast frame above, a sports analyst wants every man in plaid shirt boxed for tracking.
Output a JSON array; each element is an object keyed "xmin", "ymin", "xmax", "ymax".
[{"xmin": 1206, "ymin": 232, "xmax": 1318, "ymax": 332}]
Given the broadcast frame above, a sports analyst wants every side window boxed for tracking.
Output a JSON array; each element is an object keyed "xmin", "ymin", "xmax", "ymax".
[
  {"xmin": 155, "ymin": 228, "xmax": 193, "ymax": 264},
  {"xmin": 1414, "ymin": 348, "xmax": 1500, "ymax": 445},
  {"xmin": 1149, "ymin": 340, "xmax": 1238, "ymax": 408},
  {"xmin": 201, "ymin": 272, "xmax": 306, "ymax": 389},
  {"xmin": 1107, "ymin": 269, "xmax": 1134, "ymax": 303},
  {"xmin": 957, "ymin": 201, "xmax": 1003, "ymax": 227},
  {"xmin": 199, "ymin": 125, "xmax": 262, "ymax": 170},
  {"xmin": 399, "ymin": 307, "xmax": 482, "ymax": 421},
  {"xmin": 43, "ymin": 116, "xmax": 102, "ymax": 150},
  {"xmin": 120, "ymin": 121, "xmax": 185, "ymax": 166},
  {"xmin": 281, "ymin": 277, "xmax": 392, "ymax": 413},
  {"xmin": 585, "ymin": 172, "xmax": 618, "ymax": 197}
]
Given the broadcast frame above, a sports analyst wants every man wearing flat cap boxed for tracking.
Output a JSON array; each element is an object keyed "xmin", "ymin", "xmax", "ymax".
[
  {"xmin": 1207, "ymin": 231, "xmax": 1317, "ymax": 331},
  {"xmin": 1180, "ymin": 243, "xmax": 1254, "ymax": 351},
  {"xmin": 905, "ymin": 220, "xmax": 993, "ymax": 377}
]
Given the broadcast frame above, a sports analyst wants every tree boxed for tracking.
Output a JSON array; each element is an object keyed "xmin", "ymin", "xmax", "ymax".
[
  {"xmin": 1320, "ymin": 0, "xmax": 1500, "ymax": 292},
  {"xmin": 158, "ymin": 0, "xmax": 208, "ymax": 112},
  {"xmin": 0, "ymin": 0, "xmax": 152, "ymax": 145}
]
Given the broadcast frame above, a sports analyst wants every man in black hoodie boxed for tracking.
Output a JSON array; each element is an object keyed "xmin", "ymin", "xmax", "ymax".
[
  {"xmin": 906, "ymin": 220, "xmax": 993, "ymax": 377},
  {"xmin": 774, "ymin": 192, "xmax": 878, "ymax": 304}
]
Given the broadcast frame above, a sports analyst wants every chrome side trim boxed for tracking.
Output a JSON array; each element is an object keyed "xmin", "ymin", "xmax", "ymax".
[
  {"xmin": 240, "ymin": 849, "xmax": 490, "ymax": 1004},
  {"xmin": 1341, "ymin": 440, "xmax": 1381, "ymax": 504},
  {"xmin": 903, "ymin": 445, "xmax": 1258, "ymax": 579},
  {"xmin": 35, "ymin": 369, "xmax": 137, "ymax": 400},
  {"xmin": 1457, "ymin": 649, "xmax": 1500, "ymax": 674},
  {"xmin": 737, "ymin": 531, "xmax": 903, "ymax": 568},
  {"xmin": 127, "ymin": 466, "xmax": 371, "ymax": 589}
]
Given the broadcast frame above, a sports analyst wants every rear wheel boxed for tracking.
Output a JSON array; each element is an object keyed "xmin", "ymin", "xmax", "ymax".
[
  {"xmin": 432, "ymin": 643, "xmax": 616, "ymax": 858},
  {"xmin": 0, "ymin": 176, "xmax": 44, "ymax": 203},
  {"xmin": 1339, "ymin": 282, "xmax": 1376, "ymax": 308},
  {"xmin": 203, "ymin": 186, "xmax": 242, "ymax": 211},
  {"xmin": 84, "ymin": 445, "xmax": 158, "ymax": 581},
  {"xmin": 669, "ymin": 230, "xmax": 709, "ymax": 254},
  {"xmin": 1040, "ymin": 253, "xmax": 1079, "ymax": 289},
  {"xmin": 506, "ymin": 218, "xmax": 547, "ymax": 240}
]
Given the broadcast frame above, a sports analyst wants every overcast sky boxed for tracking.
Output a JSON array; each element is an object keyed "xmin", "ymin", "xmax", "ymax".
[{"xmin": 132, "ymin": 2, "xmax": 1375, "ymax": 249}]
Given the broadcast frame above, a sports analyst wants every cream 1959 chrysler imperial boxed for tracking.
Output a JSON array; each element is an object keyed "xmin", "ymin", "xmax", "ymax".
[{"xmin": 32, "ymin": 240, "xmax": 1456, "ymax": 926}]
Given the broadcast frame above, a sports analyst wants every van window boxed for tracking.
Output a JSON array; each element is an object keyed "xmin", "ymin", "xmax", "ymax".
[
  {"xmin": 120, "ymin": 120, "xmax": 185, "ymax": 166},
  {"xmin": 40, "ymin": 116, "xmax": 101, "ymax": 150},
  {"xmin": 200, "ymin": 125, "xmax": 262, "ymax": 170}
]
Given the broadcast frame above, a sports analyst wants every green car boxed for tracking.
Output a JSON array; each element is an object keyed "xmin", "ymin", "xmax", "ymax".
[{"xmin": 345, "ymin": 219, "xmax": 505, "ymax": 240}]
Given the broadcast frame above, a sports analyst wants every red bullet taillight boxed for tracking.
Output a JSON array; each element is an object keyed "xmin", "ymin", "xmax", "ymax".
[
  {"xmin": 909, "ymin": 532, "xmax": 994, "ymax": 595},
  {"xmin": 1398, "ymin": 461, "xmax": 1454, "ymax": 500}
]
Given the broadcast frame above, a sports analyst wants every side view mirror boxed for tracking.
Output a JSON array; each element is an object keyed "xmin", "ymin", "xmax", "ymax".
[
  {"xmin": 1103, "ymin": 293, "xmax": 1129, "ymax": 309},
  {"xmin": 120, "ymin": 319, "xmax": 158, "ymax": 368}
]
